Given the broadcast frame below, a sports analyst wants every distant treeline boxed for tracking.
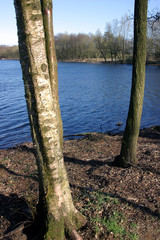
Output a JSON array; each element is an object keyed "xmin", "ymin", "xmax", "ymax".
[
  {"xmin": 0, "ymin": 14, "xmax": 160, "ymax": 63},
  {"xmin": 55, "ymin": 15, "xmax": 134, "ymax": 62},
  {"xmin": 55, "ymin": 14, "xmax": 160, "ymax": 63},
  {"xmin": 55, "ymin": 32, "xmax": 133, "ymax": 63},
  {"xmin": 0, "ymin": 45, "xmax": 19, "ymax": 59}
]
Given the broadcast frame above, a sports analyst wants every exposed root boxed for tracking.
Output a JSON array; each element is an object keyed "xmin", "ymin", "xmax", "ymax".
[
  {"xmin": 0, "ymin": 224, "xmax": 24, "ymax": 239},
  {"xmin": 68, "ymin": 228, "xmax": 83, "ymax": 240},
  {"xmin": 65, "ymin": 219, "xmax": 84, "ymax": 240}
]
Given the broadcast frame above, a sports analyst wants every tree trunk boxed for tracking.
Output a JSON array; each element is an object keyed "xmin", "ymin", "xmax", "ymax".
[
  {"xmin": 41, "ymin": 0, "xmax": 63, "ymax": 148},
  {"xmin": 14, "ymin": 0, "xmax": 86, "ymax": 239},
  {"xmin": 114, "ymin": 0, "xmax": 148, "ymax": 167}
]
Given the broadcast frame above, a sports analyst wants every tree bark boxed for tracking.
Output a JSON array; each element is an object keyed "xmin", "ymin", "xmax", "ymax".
[
  {"xmin": 114, "ymin": 0, "xmax": 148, "ymax": 167},
  {"xmin": 14, "ymin": 0, "xmax": 86, "ymax": 239},
  {"xmin": 41, "ymin": 0, "xmax": 63, "ymax": 148}
]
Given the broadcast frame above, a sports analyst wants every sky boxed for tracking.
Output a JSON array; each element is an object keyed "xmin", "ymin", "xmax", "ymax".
[{"xmin": 0, "ymin": 0, "xmax": 159, "ymax": 46}]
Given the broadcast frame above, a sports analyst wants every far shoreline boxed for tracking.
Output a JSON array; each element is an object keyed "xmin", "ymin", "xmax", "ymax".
[{"xmin": 1, "ymin": 57, "xmax": 160, "ymax": 66}]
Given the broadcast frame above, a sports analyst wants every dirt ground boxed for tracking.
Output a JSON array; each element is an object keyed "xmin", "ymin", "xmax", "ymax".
[{"xmin": 0, "ymin": 126, "xmax": 160, "ymax": 240}]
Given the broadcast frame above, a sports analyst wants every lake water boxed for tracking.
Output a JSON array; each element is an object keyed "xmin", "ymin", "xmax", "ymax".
[{"xmin": 0, "ymin": 60, "xmax": 160, "ymax": 149}]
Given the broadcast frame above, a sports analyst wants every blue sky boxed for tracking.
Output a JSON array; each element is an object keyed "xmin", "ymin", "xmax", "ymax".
[{"xmin": 0, "ymin": 0, "xmax": 159, "ymax": 45}]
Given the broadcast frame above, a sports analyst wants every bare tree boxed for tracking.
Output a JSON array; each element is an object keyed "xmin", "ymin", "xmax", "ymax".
[
  {"xmin": 95, "ymin": 29, "xmax": 108, "ymax": 62},
  {"xmin": 14, "ymin": 0, "xmax": 86, "ymax": 239},
  {"xmin": 147, "ymin": 14, "xmax": 160, "ymax": 61},
  {"xmin": 120, "ymin": 14, "xmax": 132, "ymax": 62}
]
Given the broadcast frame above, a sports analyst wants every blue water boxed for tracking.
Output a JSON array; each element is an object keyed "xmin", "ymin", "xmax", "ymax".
[{"xmin": 0, "ymin": 60, "xmax": 160, "ymax": 149}]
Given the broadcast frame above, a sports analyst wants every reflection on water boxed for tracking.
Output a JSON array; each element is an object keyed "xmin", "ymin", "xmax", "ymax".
[{"xmin": 0, "ymin": 60, "xmax": 160, "ymax": 148}]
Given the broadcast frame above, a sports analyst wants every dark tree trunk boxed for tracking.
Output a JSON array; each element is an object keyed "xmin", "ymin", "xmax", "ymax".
[{"xmin": 114, "ymin": 0, "xmax": 148, "ymax": 167}]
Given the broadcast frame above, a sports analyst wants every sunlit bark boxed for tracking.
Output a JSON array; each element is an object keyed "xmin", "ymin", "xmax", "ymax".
[
  {"xmin": 14, "ymin": 0, "xmax": 86, "ymax": 239},
  {"xmin": 41, "ymin": 0, "xmax": 63, "ymax": 148}
]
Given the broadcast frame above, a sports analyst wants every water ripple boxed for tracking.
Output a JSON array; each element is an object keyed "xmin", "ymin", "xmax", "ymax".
[{"xmin": 0, "ymin": 61, "xmax": 160, "ymax": 148}]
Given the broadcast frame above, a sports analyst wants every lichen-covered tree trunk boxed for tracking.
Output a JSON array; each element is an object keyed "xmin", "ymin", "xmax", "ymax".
[
  {"xmin": 41, "ymin": 0, "xmax": 63, "ymax": 148},
  {"xmin": 114, "ymin": 0, "xmax": 148, "ymax": 167},
  {"xmin": 14, "ymin": 0, "xmax": 86, "ymax": 239}
]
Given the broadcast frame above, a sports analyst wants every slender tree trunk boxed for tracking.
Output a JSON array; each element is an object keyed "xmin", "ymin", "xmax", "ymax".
[
  {"xmin": 14, "ymin": 0, "xmax": 86, "ymax": 239},
  {"xmin": 114, "ymin": 0, "xmax": 148, "ymax": 167},
  {"xmin": 41, "ymin": 0, "xmax": 63, "ymax": 148},
  {"xmin": 122, "ymin": 38, "xmax": 125, "ymax": 62}
]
